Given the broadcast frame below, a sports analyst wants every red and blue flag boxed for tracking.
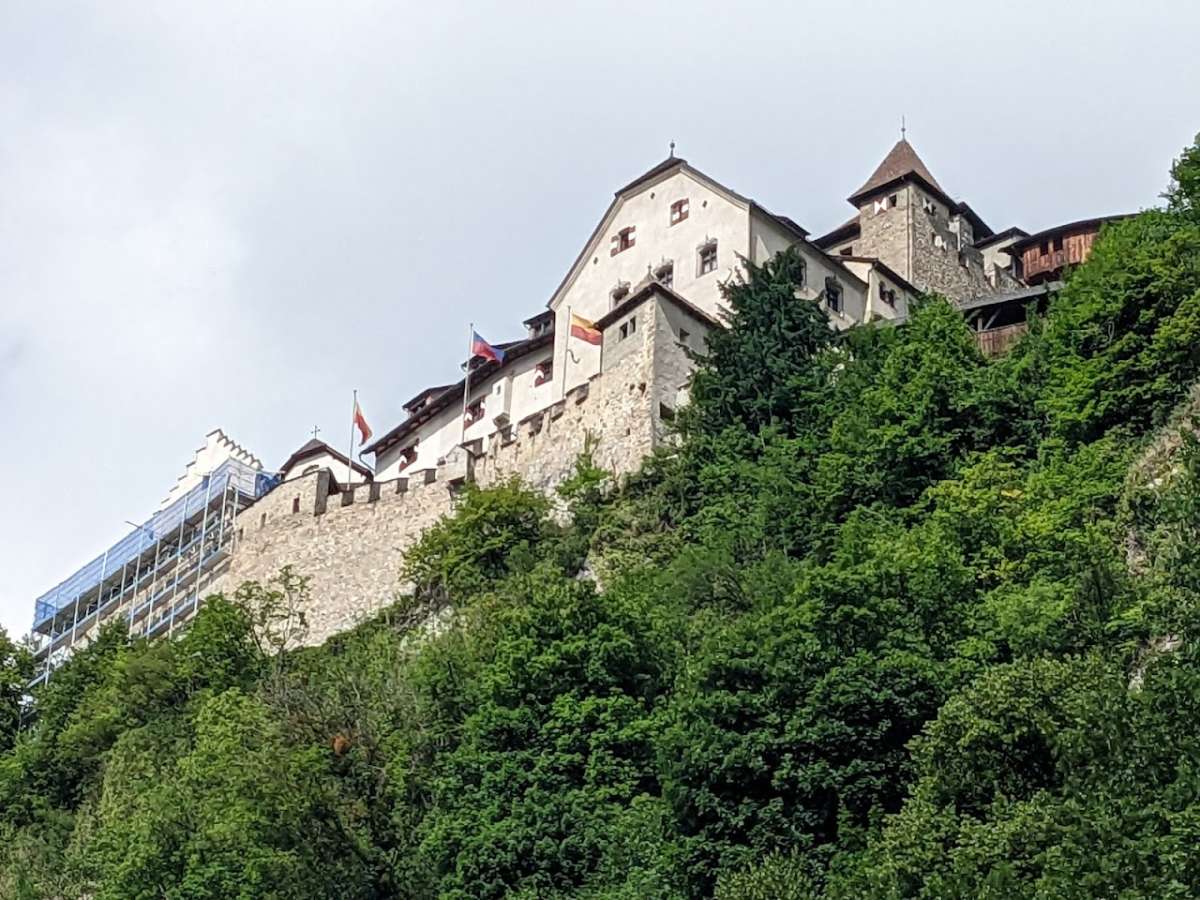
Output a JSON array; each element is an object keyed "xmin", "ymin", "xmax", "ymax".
[{"xmin": 471, "ymin": 331, "xmax": 506, "ymax": 364}]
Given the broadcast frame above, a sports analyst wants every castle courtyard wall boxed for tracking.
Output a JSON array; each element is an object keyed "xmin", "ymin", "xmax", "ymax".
[{"xmin": 214, "ymin": 296, "xmax": 689, "ymax": 645}]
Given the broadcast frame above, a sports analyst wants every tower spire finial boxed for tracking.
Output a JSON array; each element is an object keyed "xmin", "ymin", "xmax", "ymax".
[
  {"xmin": 901, "ymin": 116, "xmax": 906, "ymax": 141},
  {"xmin": 669, "ymin": 140, "xmax": 675, "ymax": 158}
]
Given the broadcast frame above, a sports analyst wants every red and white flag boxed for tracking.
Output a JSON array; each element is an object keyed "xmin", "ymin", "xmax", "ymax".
[{"xmin": 353, "ymin": 398, "xmax": 372, "ymax": 444}]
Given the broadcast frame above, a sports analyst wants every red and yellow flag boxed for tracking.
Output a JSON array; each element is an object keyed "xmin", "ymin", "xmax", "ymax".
[{"xmin": 569, "ymin": 313, "xmax": 601, "ymax": 345}]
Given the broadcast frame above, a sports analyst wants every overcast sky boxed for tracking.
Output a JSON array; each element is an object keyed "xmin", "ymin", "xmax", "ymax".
[{"xmin": 2, "ymin": 0, "xmax": 1198, "ymax": 637}]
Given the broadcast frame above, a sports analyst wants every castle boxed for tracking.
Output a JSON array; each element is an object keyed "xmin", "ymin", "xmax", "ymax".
[{"xmin": 26, "ymin": 139, "xmax": 1123, "ymax": 682}]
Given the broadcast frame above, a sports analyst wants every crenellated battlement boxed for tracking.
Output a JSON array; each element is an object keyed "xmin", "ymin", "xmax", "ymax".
[{"xmin": 214, "ymin": 287, "xmax": 696, "ymax": 644}]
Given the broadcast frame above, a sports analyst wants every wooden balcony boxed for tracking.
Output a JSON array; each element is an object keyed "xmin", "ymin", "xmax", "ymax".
[{"xmin": 974, "ymin": 322, "xmax": 1028, "ymax": 357}]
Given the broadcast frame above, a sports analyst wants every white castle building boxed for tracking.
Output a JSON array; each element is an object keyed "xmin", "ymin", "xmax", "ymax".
[{"xmin": 29, "ymin": 139, "xmax": 1075, "ymax": 680}]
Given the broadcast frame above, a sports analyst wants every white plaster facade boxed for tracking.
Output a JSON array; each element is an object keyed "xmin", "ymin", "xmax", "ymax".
[
  {"xmin": 159, "ymin": 429, "xmax": 263, "ymax": 510},
  {"xmin": 364, "ymin": 156, "xmax": 883, "ymax": 480},
  {"xmin": 280, "ymin": 444, "xmax": 369, "ymax": 487}
]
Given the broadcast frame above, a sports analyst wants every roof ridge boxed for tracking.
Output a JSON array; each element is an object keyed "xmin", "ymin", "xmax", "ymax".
[{"xmin": 850, "ymin": 138, "xmax": 945, "ymax": 203}]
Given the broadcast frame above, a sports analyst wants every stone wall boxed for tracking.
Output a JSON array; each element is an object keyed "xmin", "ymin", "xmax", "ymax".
[
  {"xmin": 211, "ymin": 293, "xmax": 691, "ymax": 646},
  {"xmin": 910, "ymin": 204, "xmax": 997, "ymax": 303},
  {"xmin": 854, "ymin": 187, "xmax": 913, "ymax": 282}
]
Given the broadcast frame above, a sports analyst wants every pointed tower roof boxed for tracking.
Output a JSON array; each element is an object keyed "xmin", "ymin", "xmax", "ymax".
[{"xmin": 848, "ymin": 139, "xmax": 948, "ymax": 205}]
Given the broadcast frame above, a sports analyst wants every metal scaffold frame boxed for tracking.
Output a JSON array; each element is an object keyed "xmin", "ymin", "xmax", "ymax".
[{"xmin": 28, "ymin": 458, "xmax": 275, "ymax": 687}]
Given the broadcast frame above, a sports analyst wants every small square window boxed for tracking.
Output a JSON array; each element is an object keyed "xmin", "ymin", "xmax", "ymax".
[
  {"xmin": 397, "ymin": 443, "xmax": 418, "ymax": 471},
  {"xmin": 825, "ymin": 277, "xmax": 843, "ymax": 314},
  {"xmin": 610, "ymin": 226, "xmax": 636, "ymax": 256},
  {"xmin": 698, "ymin": 242, "xmax": 718, "ymax": 275},
  {"xmin": 465, "ymin": 399, "xmax": 484, "ymax": 425},
  {"xmin": 889, "ymin": 193, "xmax": 898, "ymax": 208},
  {"xmin": 670, "ymin": 199, "xmax": 689, "ymax": 225},
  {"xmin": 619, "ymin": 316, "xmax": 637, "ymax": 341},
  {"xmin": 534, "ymin": 360, "xmax": 553, "ymax": 386}
]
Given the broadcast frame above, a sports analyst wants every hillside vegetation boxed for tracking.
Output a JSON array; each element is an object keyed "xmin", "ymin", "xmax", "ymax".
[{"xmin": 3, "ymin": 136, "xmax": 1200, "ymax": 899}]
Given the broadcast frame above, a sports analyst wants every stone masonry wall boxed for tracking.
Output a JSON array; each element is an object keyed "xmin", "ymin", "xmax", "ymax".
[
  {"xmin": 210, "ymin": 296, "xmax": 684, "ymax": 646},
  {"xmin": 910, "ymin": 204, "xmax": 997, "ymax": 304},
  {"xmin": 854, "ymin": 186, "xmax": 913, "ymax": 282}
]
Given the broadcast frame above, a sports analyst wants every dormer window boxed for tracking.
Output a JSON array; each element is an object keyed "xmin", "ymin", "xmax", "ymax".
[
  {"xmin": 655, "ymin": 261, "xmax": 674, "ymax": 289},
  {"xmin": 670, "ymin": 199, "xmax": 689, "ymax": 225},
  {"xmin": 611, "ymin": 281, "xmax": 631, "ymax": 308},
  {"xmin": 698, "ymin": 240, "xmax": 718, "ymax": 276},
  {"xmin": 825, "ymin": 276, "xmax": 843, "ymax": 314},
  {"xmin": 534, "ymin": 359, "xmax": 553, "ymax": 386},
  {"xmin": 611, "ymin": 226, "xmax": 636, "ymax": 256},
  {"xmin": 464, "ymin": 398, "xmax": 484, "ymax": 425}
]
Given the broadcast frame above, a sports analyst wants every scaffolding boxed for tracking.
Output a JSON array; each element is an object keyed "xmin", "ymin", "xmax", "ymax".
[{"xmin": 28, "ymin": 458, "xmax": 277, "ymax": 687}]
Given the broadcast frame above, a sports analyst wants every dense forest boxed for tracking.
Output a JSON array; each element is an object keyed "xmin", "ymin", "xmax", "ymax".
[{"xmin": 3, "ymin": 135, "xmax": 1200, "ymax": 899}]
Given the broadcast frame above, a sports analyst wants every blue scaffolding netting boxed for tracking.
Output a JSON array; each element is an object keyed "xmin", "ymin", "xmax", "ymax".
[{"xmin": 31, "ymin": 459, "xmax": 277, "ymax": 633}]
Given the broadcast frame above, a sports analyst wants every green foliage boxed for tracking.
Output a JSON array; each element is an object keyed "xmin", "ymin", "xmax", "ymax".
[
  {"xmin": 687, "ymin": 245, "xmax": 835, "ymax": 437},
  {"xmin": 402, "ymin": 478, "xmax": 552, "ymax": 600},
  {"xmin": 1037, "ymin": 209, "xmax": 1200, "ymax": 445},
  {"xmin": 0, "ymin": 628, "xmax": 33, "ymax": 754},
  {"xmin": 6, "ymin": 131, "xmax": 1200, "ymax": 898}
]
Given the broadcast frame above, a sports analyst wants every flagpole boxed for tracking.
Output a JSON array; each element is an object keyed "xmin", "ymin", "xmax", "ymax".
[
  {"xmin": 348, "ymin": 389, "xmax": 357, "ymax": 487},
  {"xmin": 461, "ymin": 322, "xmax": 473, "ymax": 445},
  {"xmin": 562, "ymin": 306, "xmax": 571, "ymax": 401}
]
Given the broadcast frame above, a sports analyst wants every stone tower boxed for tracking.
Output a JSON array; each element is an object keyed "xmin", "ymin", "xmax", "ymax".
[{"xmin": 817, "ymin": 139, "xmax": 1017, "ymax": 304}]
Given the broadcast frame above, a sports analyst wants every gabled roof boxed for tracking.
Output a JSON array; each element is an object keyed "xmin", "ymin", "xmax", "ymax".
[
  {"xmin": 974, "ymin": 226, "xmax": 1029, "ymax": 250},
  {"xmin": 546, "ymin": 155, "xmax": 813, "ymax": 311},
  {"xmin": 835, "ymin": 255, "xmax": 921, "ymax": 299},
  {"xmin": 595, "ymin": 278, "xmax": 723, "ymax": 332},
  {"xmin": 849, "ymin": 138, "xmax": 946, "ymax": 205},
  {"xmin": 522, "ymin": 309, "xmax": 554, "ymax": 328},
  {"xmin": 402, "ymin": 384, "xmax": 456, "ymax": 414},
  {"xmin": 813, "ymin": 215, "xmax": 861, "ymax": 250},
  {"xmin": 363, "ymin": 333, "xmax": 554, "ymax": 457},
  {"xmin": 279, "ymin": 438, "xmax": 372, "ymax": 479}
]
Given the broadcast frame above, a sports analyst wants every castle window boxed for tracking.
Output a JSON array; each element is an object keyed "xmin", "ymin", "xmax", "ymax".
[
  {"xmin": 825, "ymin": 277, "xmax": 843, "ymax": 314},
  {"xmin": 889, "ymin": 193, "xmax": 898, "ymax": 208},
  {"xmin": 292, "ymin": 497, "xmax": 301, "ymax": 514},
  {"xmin": 1040, "ymin": 240, "xmax": 1050, "ymax": 255},
  {"xmin": 879, "ymin": 283, "xmax": 896, "ymax": 306},
  {"xmin": 619, "ymin": 316, "xmax": 637, "ymax": 341},
  {"xmin": 839, "ymin": 247, "xmax": 853, "ymax": 257},
  {"xmin": 670, "ymin": 199, "xmax": 689, "ymax": 225},
  {"xmin": 655, "ymin": 261, "xmax": 674, "ymax": 289},
  {"xmin": 679, "ymin": 328, "xmax": 691, "ymax": 343},
  {"xmin": 922, "ymin": 198, "xmax": 937, "ymax": 215},
  {"xmin": 397, "ymin": 443, "xmax": 417, "ymax": 471},
  {"xmin": 534, "ymin": 359, "xmax": 553, "ymax": 386},
  {"xmin": 611, "ymin": 226, "xmax": 636, "ymax": 256},
  {"xmin": 464, "ymin": 398, "xmax": 484, "ymax": 425},
  {"xmin": 698, "ymin": 240, "xmax": 718, "ymax": 275},
  {"xmin": 611, "ymin": 281, "xmax": 630, "ymax": 307}
]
